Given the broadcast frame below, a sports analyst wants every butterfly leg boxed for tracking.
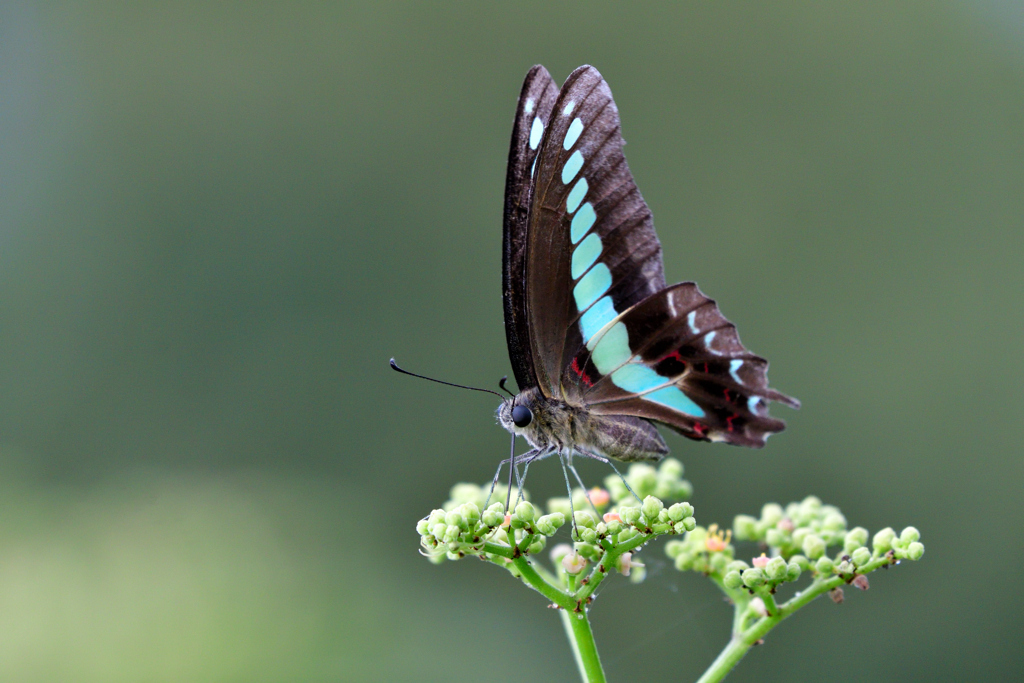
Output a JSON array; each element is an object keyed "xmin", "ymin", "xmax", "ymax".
[
  {"xmin": 483, "ymin": 441, "xmax": 539, "ymax": 511},
  {"xmin": 566, "ymin": 459, "xmax": 604, "ymax": 519},
  {"xmin": 556, "ymin": 453, "xmax": 580, "ymax": 541},
  {"xmin": 511, "ymin": 447, "xmax": 556, "ymax": 508},
  {"xmin": 575, "ymin": 447, "xmax": 644, "ymax": 505}
]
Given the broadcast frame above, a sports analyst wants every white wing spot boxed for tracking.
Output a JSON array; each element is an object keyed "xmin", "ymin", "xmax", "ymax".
[
  {"xmin": 524, "ymin": 98, "xmax": 535, "ymax": 114},
  {"xmin": 529, "ymin": 116, "xmax": 544, "ymax": 150},
  {"xmin": 563, "ymin": 118, "xmax": 584, "ymax": 150},
  {"xmin": 729, "ymin": 360, "xmax": 744, "ymax": 385},
  {"xmin": 563, "ymin": 100, "xmax": 576, "ymax": 116},
  {"xmin": 687, "ymin": 310, "xmax": 699, "ymax": 335},
  {"xmin": 704, "ymin": 331, "xmax": 722, "ymax": 355}
]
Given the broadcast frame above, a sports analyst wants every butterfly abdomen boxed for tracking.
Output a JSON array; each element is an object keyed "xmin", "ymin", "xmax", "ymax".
[{"xmin": 499, "ymin": 388, "xmax": 667, "ymax": 463}]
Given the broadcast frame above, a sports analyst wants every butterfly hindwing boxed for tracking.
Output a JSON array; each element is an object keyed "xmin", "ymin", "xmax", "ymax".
[
  {"xmin": 503, "ymin": 65, "xmax": 559, "ymax": 393},
  {"xmin": 575, "ymin": 283, "xmax": 800, "ymax": 447}
]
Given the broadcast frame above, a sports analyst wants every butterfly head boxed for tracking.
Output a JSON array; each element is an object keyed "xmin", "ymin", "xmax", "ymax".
[{"xmin": 497, "ymin": 387, "xmax": 546, "ymax": 438}]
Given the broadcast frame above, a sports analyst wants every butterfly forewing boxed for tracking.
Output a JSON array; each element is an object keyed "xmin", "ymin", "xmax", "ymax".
[
  {"xmin": 503, "ymin": 66, "xmax": 559, "ymax": 392},
  {"xmin": 524, "ymin": 66, "xmax": 667, "ymax": 398}
]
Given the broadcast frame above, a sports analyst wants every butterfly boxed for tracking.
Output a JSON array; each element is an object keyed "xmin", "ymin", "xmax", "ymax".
[{"xmin": 496, "ymin": 65, "xmax": 799, "ymax": 475}]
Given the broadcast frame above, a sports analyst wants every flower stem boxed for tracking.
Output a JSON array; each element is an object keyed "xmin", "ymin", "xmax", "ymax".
[{"xmin": 562, "ymin": 607, "xmax": 606, "ymax": 683}]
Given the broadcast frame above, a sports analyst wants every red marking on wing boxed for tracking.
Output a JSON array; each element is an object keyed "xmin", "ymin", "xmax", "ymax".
[
  {"xmin": 570, "ymin": 357, "xmax": 594, "ymax": 388},
  {"xmin": 723, "ymin": 388, "xmax": 732, "ymax": 402},
  {"xmin": 725, "ymin": 414, "xmax": 737, "ymax": 432},
  {"xmin": 703, "ymin": 362, "xmax": 709, "ymax": 373},
  {"xmin": 692, "ymin": 422, "xmax": 707, "ymax": 437},
  {"xmin": 659, "ymin": 349, "xmax": 687, "ymax": 366}
]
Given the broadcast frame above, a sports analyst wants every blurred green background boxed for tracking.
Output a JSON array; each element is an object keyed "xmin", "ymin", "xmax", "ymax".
[{"xmin": 1, "ymin": 2, "xmax": 1021, "ymax": 681}]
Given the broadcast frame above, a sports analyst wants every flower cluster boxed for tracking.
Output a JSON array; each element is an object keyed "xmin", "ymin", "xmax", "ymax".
[
  {"xmin": 416, "ymin": 458, "xmax": 695, "ymax": 591},
  {"xmin": 667, "ymin": 495, "xmax": 925, "ymax": 609},
  {"xmin": 417, "ymin": 484, "xmax": 567, "ymax": 563},
  {"xmin": 731, "ymin": 496, "xmax": 924, "ymax": 585}
]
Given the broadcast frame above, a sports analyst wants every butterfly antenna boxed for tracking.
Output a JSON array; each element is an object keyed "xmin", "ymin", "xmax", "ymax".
[
  {"xmin": 390, "ymin": 358, "xmax": 506, "ymax": 400},
  {"xmin": 498, "ymin": 376, "xmax": 515, "ymax": 397}
]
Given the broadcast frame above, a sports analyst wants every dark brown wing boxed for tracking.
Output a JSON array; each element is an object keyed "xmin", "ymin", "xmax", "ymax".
[
  {"xmin": 502, "ymin": 65, "xmax": 558, "ymax": 392},
  {"xmin": 574, "ymin": 283, "xmax": 800, "ymax": 447},
  {"xmin": 524, "ymin": 65, "xmax": 666, "ymax": 397}
]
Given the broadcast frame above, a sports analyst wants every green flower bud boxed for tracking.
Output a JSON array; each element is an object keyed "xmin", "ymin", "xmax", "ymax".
[
  {"xmin": 900, "ymin": 526, "xmax": 920, "ymax": 545},
  {"xmin": 742, "ymin": 567, "xmax": 766, "ymax": 588},
  {"xmin": 618, "ymin": 527, "xmax": 638, "ymax": 542},
  {"xmin": 427, "ymin": 509, "xmax": 447, "ymax": 526},
  {"xmin": 641, "ymin": 496, "xmax": 664, "ymax": 520},
  {"xmin": 650, "ymin": 522, "xmax": 670, "ymax": 534},
  {"xmin": 761, "ymin": 503, "xmax": 784, "ymax": 526},
  {"xmin": 836, "ymin": 560, "xmax": 854, "ymax": 575},
  {"xmin": 448, "ymin": 483, "xmax": 482, "ymax": 504},
  {"xmin": 786, "ymin": 562, "xmax": 802, "ymax": 582},
  {"xmin": 765, "ymin": 528, "xmax": 787, "ymax": 548},
  {"xmin": 528, "ymin": 538, "xmax": 546, "ymax": 555},
  {"xmin": 574, "ymin": 510, "xmax": 597, "ymax": 529},
  {"xmin": 668, "ymin": 502, "xmax": 692, "ymax": 522},
  {"xmin": 603, "ymin": 476, "xmax": 630, "ymax": 502},
  {"xmin": 536, "ymin": 512, "xmax": 566, "ymax": 536},
  {"xmin": 657, "ymin": 509, "xmax": 671, "ymax": 523},
  {"xmin": 726, "ymin": 560, "xmax": 750, "ymax": 574},
  {"xmin": 822, "ymin": 511, "xmax": 847, "ymax": 532},
  {"xmin": 674, "ymin": 553, "xmax": 694, "ymax": 571},
  {"xmin": 851, "ymin": 547, "xmax": 872, "ymax": 567},
  {"xmin": 442, "ymin": 525, "xmax": 460, "ymax": 543},
  {"xmin": 907, "ymin": 541, "xmax": 925, "ymax": 560},
  {"xmin": 481, "ymin": 509, "xmax": 502, "ymax": 528},
  {"xmin": 575, "ymin": 542, "xmax": 601, "ymax": 560},
  {"xmin": 431, "ymin": 523, "xmax": 448, "ymax": 539},
  {"xmin": 789, "ymin": 554, "xmax": 810, "ymax": 570},
  {"xmin": 659, "ymin": 457, "xmax": 684, "ymax": 479},
  {"xmin": 514, "ymin": 501, "xmax": 537, "ymax": 524},
  {"xmin": 606, "ymin": 520, "xmax": 624, "ymax": 536},
  {"xmin": 547, "ymin": 497, "xmax": 573, "ymax": 517},
  {"xmin": 801, "ymin": 495, "xmax": 822, "ymax": 509},
  {"xmin": 665, "ymin": 540, "xmax": 685, "ymax": 558},
  {"xmin": 766, "ymin": 556, "xmax": 788, "ymax": 581},
  {"xmin": 619, "ymin": 506, "xmax": 642, "ymax": 526},
  {"xmin": 802, "ymin": 534, "xmax": 826, "ymax": 559},
  {"xmin": 460, "ymin": 503, "xmax": 481, "ymax": 525},
  {"xmin": 845, "ymin": 526, "xmax": 868, "ymax": 547},
  {"xmin": 682, "ymin": 517, "xmax": 697, "ymax": 532},
  {"xmin": 580, "ymin": 527, "xmax": 598, "ymax": 544},
  {"xmin": 630, "ymin": 464, "xmax": 659, "ymax": 497},
  {"xmin": 733, "ymin": 515, "xmax": 758, "ymax": 540},
  {"xmin": 416, "ymin": 519, "xmax": 431, "ymax": 536},
  {"xmin": 815, "ymin": 556, "xmax": 834, "ymax": 575},
  {"xmin": 872, "ymin": 527, "xmax": 896, "ymax": 553},
  {"xmin": 709, "ymin": 552, "xmax": 730, "ymax": 574},
  {"xmin": 723, "ymin": 570, "xmax": 743, "ymax": 589},
  {"xmin": 629, "ymin": 564, "xmax": 647, "ymax": 584}
]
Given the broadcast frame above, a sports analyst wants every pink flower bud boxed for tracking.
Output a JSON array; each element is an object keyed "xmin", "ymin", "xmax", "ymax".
[
  {"xmin": 750, "ymin": 597, "xmax": 767, "ymax": 617},
  {"xmin": 562, "ymin": 551, "xmax": 588, "ymax": 575},
  {"xmin": 589, "ymin": 487, "xmax": 611, "ymax": 507},
  {"xmin": 603, "ymin": 512, "xmax": 622, "ymax": 524},
  {"xmin": 852, "ymin": 574, "xmax": 869, "ymax": 590},
  {"xmin": 752, "ymin": 553, "xmax": 769, "ymax": 569}
]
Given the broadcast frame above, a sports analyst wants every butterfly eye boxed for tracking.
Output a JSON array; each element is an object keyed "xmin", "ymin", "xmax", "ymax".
[{"xmin": 511, "ymin": 405, "xmax": 533, "ymax": 428}]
